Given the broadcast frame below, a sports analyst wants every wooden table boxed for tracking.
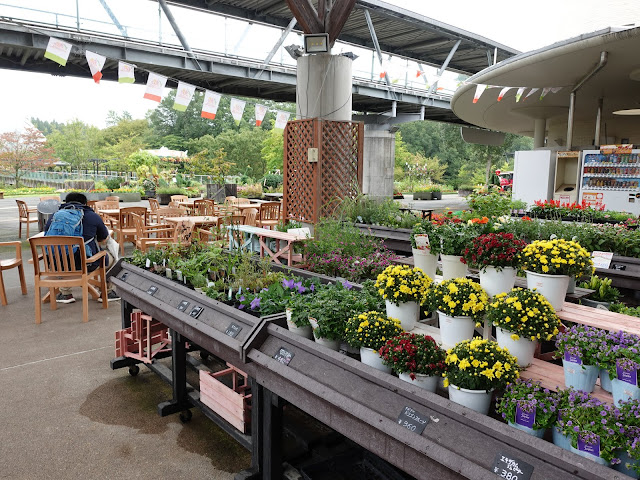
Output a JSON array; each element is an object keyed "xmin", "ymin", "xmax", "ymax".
[
  {"xmin": 164, "ymin": 216, "xmax": 219, "ymax": 227},
  {"xmin": 227, "ymin": 225, "xmax": 309, "ymax": 265},
  {"xmin": 398, "ymin": 206, "xmax": 433, "ymax": 220},
  {"xmin": 233, "ymin": 203, "xmax": 262, "ymax": 213},
  {"xmin": 262, "ymin": 193, "xmax": 283, "ymax": 201}
]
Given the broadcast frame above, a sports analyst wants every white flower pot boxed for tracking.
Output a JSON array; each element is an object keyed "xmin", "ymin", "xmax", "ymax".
[
  {"xmin": 566, "ymin": 277, "xmax": 576, "ymax": 294},
  {"xmin": 479, "ymin": 266, "xmax": 516, "ymax": 298},
  {"xmin": 313, "ymin": 336, "xmax": 340, "ymax": 351},
  {"xmin": 285, "ymin": 309, "xmax": 313, "ymax": 339},
  {"xmin": 399, "ymin": 372, "xmax": 439, "ymax": 392},
  {"xmin": 441, "ymin": 254, "xmax": 467, "ymax": 280},
  {"xmin": 525, "ymin": 270, "xmax": 570, "ymax": 311},
  {"xmin": 448, "ymin": 384, "xmax": 493, "ymax": 415},
  {"xmin": 496, "ymin": 327, "xmax": 537, "ymax": 367},
  {"xmin": 412, "ymin": 247, "xmax": 438, "ymax": 280},
  {"xmin": 385, "ymin": 300, "xmax": 419, "ymax": 331},
  {"xmin": 438, "ymin": 311, "xmax": 476, "ymax": 349},
  {"xmin": 360, "ymin": 347, "xmax": 392, "ymax": 373}
]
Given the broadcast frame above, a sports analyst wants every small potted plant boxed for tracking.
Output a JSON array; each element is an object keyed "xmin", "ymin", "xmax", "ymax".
[
  {"xmin": 444, "ymin": 338, "xmax": 520, "ymax": 415},
  {"xmin": 557, "ymin": 399, "xmax": 625, "ymax": 466},
  {"xmin": 410, "ymin": 221, "xmax": 438, "ymax": 279},
  {"xmin": 156, "ymin": 186, "xmax": 187, "ymax": 205},
  {"xmin": 616, "ymin": 400, "xmax": 640, "ymax": 476},
  {"xmin": 426, "ymin": 278, "xmax": 488, "ymax": 349},
  {"xmin": 596, "ymin": 329, "xmax": 640, "ymax": 393},
  {"xmin": 486, "ymin": 288, "xmax": 560, "ymax": 367},
  {"xmin": 608, "ymin": 347, "xmax": 640, "ymax": 406},
  {"xmin": 375, "ymin": 265, "xmax": 432, "ymax": 331},
  {"xmin": 429, "ymin": 185, "xmax": 442, "ymax": 200},
  {"xmin": 550, "ymin": 388, "xmax": 598, "ymax": 450},
  {"xmin": 555, "ymin": 324, "xmax": 608, "ymax": 393},
  {"xmin": 579, "ymin": 275, "xmax": 621, "ymax": 309},
  {"xmin": 461, "ymin": 232, "xmax": 527, "ymax": 297},
  {"xmin": 520, "ymin": 238, "xmax": 594, "ymax": 311},
  {"xmin": 435, "ymin": 222, "xmax": 486, "ymax": 280},
  {"xmin": 496, "ymin": 379, "xmax": 557, "ymax": 438},
  {"xmin": 344, "ymin": 311, "xmax": 403, "ymax": 373},
  {"xmin": 379, "ymin": 332, "xmax": 446, "ymax": 392}
]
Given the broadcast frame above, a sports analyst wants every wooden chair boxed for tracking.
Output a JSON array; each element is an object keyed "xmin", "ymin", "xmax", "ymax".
[
  {"xmin": 155, "ymin": 206, "xmax": 187, "ymax": 223},
  {"xmin": 234, "ymin": 198, "xmax": 250, "ymax": 205},
  {"xmin": 94, "ymin": 200, "xmax": 120, "ymax": 228},
  {"xmin": 114, "ymin": 206, "xmax": 147, "ymax": 255},
  {"xmin": 193, "ymin": 199, "xmax": 215, "ymax": 215},
  {"xmin": 105, "ymin": 196, "xmax": 120, "ymax": 202},
  {"xmin": 224, "ymin": 196, "xmax": 237, "ymax": 204},
  {"xmin": 170, "ymin": 195, "xmax": 188, "ymax": 203},
  {"xmin": 148, "ymin": 197, "xmax": 160, "ymax": 212},
  {"xmin": 131, "ymin": 213, "xmax": 175, "ymax": 252},
  {"xmin": 87, "ymin": 200, "xmax": 98, "ymax": 212},
  {"xmin": 16, "ymin": 199, "xmax": 37, "ymax": 238},
  {"xmin": 257, "ymin": 202, "xmax": 281, "ymax": 230},
  {"xmin": 29, "ymin": 236, "xmax": 108, "ymax": 324},
  {"xmin": 243, "ymin": 208, "xmax": 258, "ymax": 227},
  {"xmin": 0, "ymin": 241, "xmax": 27, "ymax": 306},
  {"xmin": 40, "ymin": 195, "xmax": 60, "ymax": 201}
]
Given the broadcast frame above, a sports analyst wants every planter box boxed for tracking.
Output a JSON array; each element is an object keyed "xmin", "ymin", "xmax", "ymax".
[
  {"xmin": 413, "ymin": 191, "xmax": 432, "ymax": 200},
  {"xmin": 114, "ymin": 192, "xmax": 141, "ymax": 202},
  {"xmin": 156, "ymin": 193, "xmax": 175, "ymax": 205},
  {"xmin": 60, "ymin": 191, "xmax": 110, "ymax": 202},
  {"xmin": 199, "ymin": 365, "xmax": 252, "ymax": 433},
  {"xmin": 431, "ymin": 192, "xmax": 442, "ymax": 200}
]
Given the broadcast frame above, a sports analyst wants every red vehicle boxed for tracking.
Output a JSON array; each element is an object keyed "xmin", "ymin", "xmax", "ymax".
[{"xmin": 495, "ymin": 170, "xmax": 513, "ymax": 191}]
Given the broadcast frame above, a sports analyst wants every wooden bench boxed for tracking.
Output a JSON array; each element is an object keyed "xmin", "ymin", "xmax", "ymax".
[
  {"xmin": 398, "ymin": 206, "xmax": 433, "ymax": 220},
  {"xmin": 227, "ymin": 225, "xmax": 310, "ymax": 265}
]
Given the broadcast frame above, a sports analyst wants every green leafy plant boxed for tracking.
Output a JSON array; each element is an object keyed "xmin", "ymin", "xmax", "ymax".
[
  {"xmin": 156, "ymin": 186, "xmax": 187, "ymax": 195},
  {"xmin": 379, "ymin": 333, "xmax": 446, "ymax": 378},
  {"xmin": 343, "ymin": 311, "xmax": 403, "ymax": 350},
  {"xmin": 104, "ymin": 177, "xmax": 124, "ymax": 190},
  {"xmin": 579, "ymin": 275, "xmax": 621, "ymax": 303},
  {"xmin": 486, "ymin": 288, "xmax": 560, "ymax": 342},
  {"xmin": 444, "ymin": 338, "xmax": 520, "ymax": 391}
]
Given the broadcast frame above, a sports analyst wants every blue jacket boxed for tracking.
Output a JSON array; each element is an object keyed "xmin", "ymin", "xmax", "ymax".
[{"xmin": 45, "ymin": 202, "xmax": 109, "ymax": 258}]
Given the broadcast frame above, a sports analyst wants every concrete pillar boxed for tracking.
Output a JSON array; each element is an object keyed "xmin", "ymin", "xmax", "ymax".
[
  {"xmin": 363, "ymin": 125, "xmax": 395, "ymax": 199},
  {"xmin": 534, "ymin": 118, "xmax": 546, "ymax": 148},
  {"xmin": 296, "ymin": 54, "xmax": 352, "ymax": 120}
]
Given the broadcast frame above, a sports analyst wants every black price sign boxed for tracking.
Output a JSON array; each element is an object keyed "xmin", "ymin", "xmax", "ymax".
[
  {"xmin": 189, "ymin": 306, "xmax": 204, "ymax": 319},
  {"xmin": 492, "ymin": 453, "xmax": 533, "ymax": 480},
  {"xmin": 273, "ymin": 347, "xmax": 294, "ymax": 366},
  {"xmin": 225, "ymin": 323, "xmax": 242, "ymax": 338},
  {"xmin": 612, "ymin": 264, "xmax": 627, "ymax": 271},
  {"xmin": 120, "ymin": 272, "xmax": 129, "ymax": 281},
  {"xmin": 146, "ymin": 285, "xmax": 158, "ymax": 296},
  {"xmin": 177, "ymin": 300, "xmax": 190, "ymax": 312},
  {"xmin": 397, "ymin": 406, "xmax": 429, "ymax": 434}
]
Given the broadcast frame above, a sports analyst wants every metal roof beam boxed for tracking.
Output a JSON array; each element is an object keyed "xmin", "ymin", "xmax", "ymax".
[
  {"xmin": 363, "ymin": 8, "xmax": 393, "ymax": 94},
  {"xmin": 427, "ymin": 39, "xmax": 460, "ymax": 96},
  {"xmin": 98, "ymin": 0, "xmax": 128, "ymax": 38},
  {"xmin": 255, "ymin": 17, "xmax": 297, "ymax": 79},
  {"xmin": 158, "ymin": 0, "xmax": 203, "ymax": 71}
]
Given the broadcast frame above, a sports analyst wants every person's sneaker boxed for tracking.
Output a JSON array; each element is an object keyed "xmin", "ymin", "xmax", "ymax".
[
  {"xmin": 56, "ymin": 293, "xmax": 76, "ymax": 304},
  {"xmin": 98, "ymin": 291, "xmax": 121, "ymax": 302}
]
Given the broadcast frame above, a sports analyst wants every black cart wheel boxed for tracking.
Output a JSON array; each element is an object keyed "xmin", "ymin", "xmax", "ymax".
[
  {"xmin": 200, "ymin": 350, "xmax": 210, "ymax": 361},
  {"xmin": 179, "ymin": 410, "xmax": 192, "ymax": 423},
  {"xmin": 128, "ymin": 365, "xmax": 140, "ymax": 376}
]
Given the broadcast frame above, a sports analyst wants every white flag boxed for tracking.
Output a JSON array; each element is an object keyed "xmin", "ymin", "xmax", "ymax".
[
  {"xmin": 201, "ymin": 90, "xmax": 221, "ymax": 120},
  {"xmin": 118, "ymin": 62, "xmax": 135, "ymax": 83},
  {"xmin": 230, "ymin": 98, "xmax": 246, "ymax": 125},
  {"xmin": 255, "ymin": 104, "xmax": 268, "ymax": 127},
  {"xmin": 143, "ymin": 72, "xmax": 167, "ymax": 102},
  {"xmin": 173, "ymin": 81, "xmax": 196, "ymax": 112},
  {"xmin": 274, "ymin": 111, "xmax": 291, "ymax": 130},
  {"xmin": 497, "ymin": 87, "xmax": 511, "ymax": 102},
  {"xmin": 524, "ymin": 88, "xmax": 540, "ymax": 101},
  {"xmin": 85, "ymin": 50, "xmax": 106, "ymax": 83},
  {"xmin": 473, "ymin": 84, "xmax": 486, "ymax": 103},
  {"xmin": 44, "ymin": 37, "xmax": 72, "ymax": 66}
]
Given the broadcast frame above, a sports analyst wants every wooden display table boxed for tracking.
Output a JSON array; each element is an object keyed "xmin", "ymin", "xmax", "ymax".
[{"xmin": 228, "ymin": 225, "xmax": 309, "ymax": 265}]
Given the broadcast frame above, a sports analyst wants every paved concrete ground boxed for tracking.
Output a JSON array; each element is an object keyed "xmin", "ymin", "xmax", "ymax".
[
  {"xmin": 0, "ymin": 196, "xmax": 250, "ymax": 479},
  {"xmin": 397, "ymin": 192, "xmax": 469, "ymax": 214}
]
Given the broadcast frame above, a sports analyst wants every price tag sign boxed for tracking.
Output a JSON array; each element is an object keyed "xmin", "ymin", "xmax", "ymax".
[
  {"xmin": 225, "ymin": 323, "xmax": 242, "ymax": 338},
  {"xmin": 592, "ymin": 251, "xmax": 613, "ymax": 269},
  {"xmin": 177, "ymin": 300, "xmax": 190, "ymax": 312},
  {"xmin": 273, "ymin": 347, "xmax": 294, "ymax": 366},
  {"xmin": 396, "ymin": 406, "xmax": 429, "ymax": 435},
  {"xmin": 120, "ymin": 272, "xmax": 129, "ymax": 282},
  {"xmin": 189, "ymin": 306, "xmax": 204, "ymax": 319},
  {"xmin": 146, "ymin": 285, "xmax": 158, "ymax": 296},
  {"xmin": 492, "ymin": 453, "xmax": 533, "ymax": 480}
]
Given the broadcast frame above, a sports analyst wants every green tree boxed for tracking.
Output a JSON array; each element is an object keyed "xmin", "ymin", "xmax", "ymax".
[
  {"xmin": 46, "ymin": 120, "xmax": 101, "ymax": 169},
  {"xmin": 184, "ymin": 148, "xmax": 234, "ymax": 182},
  {"xmin": 0, "ymin": 127, "xmax": 52, "ymax": 186},
  {"xmin": 261, "ymin": 127, "xmax": 284, "ymax": 173},
  {"xmin": 30, "ymin": 118, "xmax": 64, "ymax": 136},
  {"xmin": 211, "ymin": 128, "xmax": 269, "ymax": 178}
]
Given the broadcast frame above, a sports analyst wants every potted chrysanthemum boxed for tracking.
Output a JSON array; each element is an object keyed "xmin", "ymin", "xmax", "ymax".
[
  {"xmin": 461, "ymin": 232, "xmax": 527, "ymax": 297},
  {"xmin": 378, "ymin": 332, "xmax": 446, "ymax": 392},
  {"xmin": 375, "ymin": 265, "xmax": 432, "ymax": 331},
  {"xmin": 555, "ymin": 324, "xmax": 608, "ymax": 393},
  {"xmin": 496, "ymin": 379, "xmax": 558, "ymax": 438},
  {"xmin": 520, "ymin": 238, "xmax": 593, "ymax": 311},
  {"xmin": 444, "ymin": 338, "xmax": 520, "ymax": 415},
  {"xmin": 486, "ymin": 288, "xmax": 560, "ymax": 367},
  {"xmin": 344, "ymin": 311, "xmax": 404, "ymax": 373},
  {"xmin": 426, "ymin": 278, "xmax": 489, "ymax": 349}
]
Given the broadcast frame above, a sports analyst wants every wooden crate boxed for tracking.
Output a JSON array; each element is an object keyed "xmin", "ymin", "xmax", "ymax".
[
  {"xmin": 115, "ymin": 310, "xmax": 171, "ymax": 364},
  {"xmin": 199, "ymin": 364, "xmax": 252, "ymax": 433}
]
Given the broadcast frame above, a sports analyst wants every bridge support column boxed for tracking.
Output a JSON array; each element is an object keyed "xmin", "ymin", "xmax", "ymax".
[
  {"xmin": 296, "ymin": 54, "xmax": 352, "ymax": 120},
  {"xmin": 363, "ymin": 125, "xmax": 395, "ymax": 199}
]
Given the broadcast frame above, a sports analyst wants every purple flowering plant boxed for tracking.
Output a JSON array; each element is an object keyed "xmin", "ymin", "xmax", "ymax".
[
  {"xmin": 618, "ymin": 400, "xmax": 640, "ymax": 470},
  {"xmin": 237, "ymin": 276, "xmax": 321, "ymax": 318},
  {"xmin": 557, "ymin": 399, "xmax": 625, "ymax": 464},
  {"xmin": 496, "ymin": 379, "xmax": 558, "ymax": 431},
  {"xmin": 595, "ymin": 330, "xmax": 639, "ymax": 379},
  {"xmin": 554, "ymin": 324, "xmax": 608, "ymax": 367}
]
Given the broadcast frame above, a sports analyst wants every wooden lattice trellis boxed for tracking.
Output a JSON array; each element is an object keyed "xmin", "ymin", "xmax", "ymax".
[{"xmin": 283, "ymin": 119, "xmax": 363, "ymax": 223}]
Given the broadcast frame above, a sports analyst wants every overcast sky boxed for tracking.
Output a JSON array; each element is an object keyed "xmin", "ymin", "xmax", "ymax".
[{"xmin": 0, "ymin": 0, "xmax": 637, "ymax": 132}]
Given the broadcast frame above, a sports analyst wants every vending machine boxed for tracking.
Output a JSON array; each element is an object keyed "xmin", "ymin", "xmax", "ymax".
[
  {"xmin": 553, "ymin": 151, "xmax": 580, "ymax": 204},
  {"xmin": 579, "ymin": 145, "xmax": 640, "ymax": 214}
]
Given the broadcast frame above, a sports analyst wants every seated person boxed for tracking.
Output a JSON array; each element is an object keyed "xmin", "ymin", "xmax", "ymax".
[{"xmin": 44, "ymin": 192, "xmax": 119, "ymax": 303}]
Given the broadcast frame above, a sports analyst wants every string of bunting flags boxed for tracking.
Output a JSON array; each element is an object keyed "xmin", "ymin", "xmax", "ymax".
[
  {"xmin": 472, "ymin": 84, "xmax": 565, "ymax": 104},
  {"xmin": 43, "ymin": 36, "xmax": 292, "ymax": 129}
]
